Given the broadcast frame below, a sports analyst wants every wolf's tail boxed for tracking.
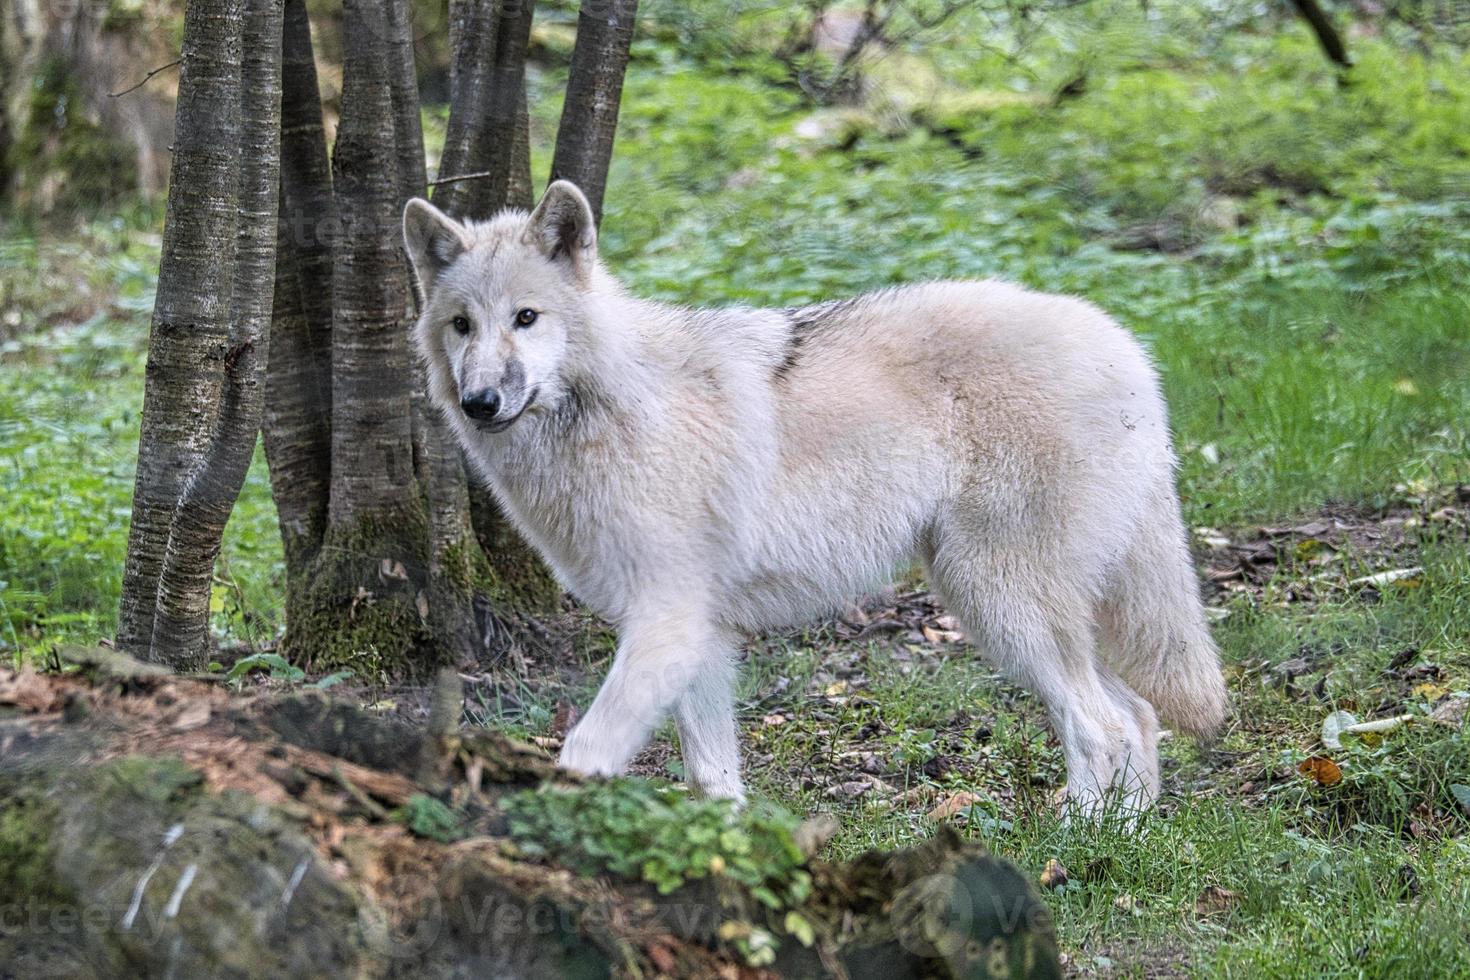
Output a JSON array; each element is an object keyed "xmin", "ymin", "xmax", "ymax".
[{"xmin": 1098, "ymin": 504, "xmax": 1228, "ymax": 738}]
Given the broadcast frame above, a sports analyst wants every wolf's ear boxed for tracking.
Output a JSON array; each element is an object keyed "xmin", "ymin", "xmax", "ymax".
[
  {"xmin": 525, "ymin": 180, "xmax": 597, "ymax": 279},
  {"xmin": 403, "ymin": 197, "xmax": 471, "ymax": 294}
]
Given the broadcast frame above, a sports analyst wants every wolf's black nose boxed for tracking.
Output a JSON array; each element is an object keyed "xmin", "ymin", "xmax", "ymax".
[{"xmin": 461, "ymin": 388, "xmax": 501, "ymax": 422}]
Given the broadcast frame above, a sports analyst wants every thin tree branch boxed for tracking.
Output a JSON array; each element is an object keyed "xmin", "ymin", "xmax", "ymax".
[
  {"xmin": 429, "ymin": 169, "xmax": 496, "ymax": 186},
  {"xmin": 110, "ymin": 59, "xmax": 182, "ymax": 98}
]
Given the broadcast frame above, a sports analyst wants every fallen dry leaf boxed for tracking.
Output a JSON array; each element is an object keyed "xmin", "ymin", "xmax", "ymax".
[
  {"xmin": 647, "ymin": 938, "xmax": 678, "ymax": 974},
  {"xmin": 1298, "ymin": 755, "xmax": 1343, "ymax": 787},
  {"xmin": 550, "ymin": 700, "xmax": 580, "ymax": 739},
  {"xmin": 927, "ymin": 791, "xmax": 981, "ymax": 822},
  {"xmin": 827, "ymin": 779, "xmax": 871, "ymax": 800},
  {"xmin": 792, "ymin": 813, "xmax": 840, "ymax": 857},
  {"xmin": 1194, "ymin": 885, "xmax": 1240, "ymax": 916},
  {"xmin": 1430, "ymin": 697, "xmax": 1468, "ymax": 727},
  {"xmin": 0, "ymin": 668, "xmax": 62, "ymax": 713},
  {"xmin": 921, "ymin": 624, "xmax": 964, "ymax": 645},
  {"xmin": 1040, "ymin": 858, "xmax": 1068, "ymax": 889},
  {"xmin": 1412, "ymin": 681, "xmax": 1449, "ymax": 701},
  {"xmin": 761, "ymin": 712, "xmax": 787, "ymax": 727},
  {"xmin": 170, "ymin": 700, "xmax": 212, "ymax": 731}
]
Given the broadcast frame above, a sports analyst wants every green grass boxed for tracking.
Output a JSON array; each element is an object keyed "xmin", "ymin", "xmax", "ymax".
[
  {"xmin": 2, "ymin": 3, "xmax": 1469, "ymax": 974},
  {"xmin": 717, "ymin": 529, "xmax": 1470, "ymax": 976}
]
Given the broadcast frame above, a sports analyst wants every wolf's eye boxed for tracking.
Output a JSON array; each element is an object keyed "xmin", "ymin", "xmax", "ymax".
[
  {"xmin": 451, "ymin": 316, "xmax": 471, "ymax": 336},
  {"xmin": 514, "ymin": 308, "xmax": 538, "ymax": 328}
]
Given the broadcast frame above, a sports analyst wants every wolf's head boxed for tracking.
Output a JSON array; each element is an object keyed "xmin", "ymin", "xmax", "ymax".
[{"xmin": 403, "ymin": 180, "xmax": 599, "ymax": 434}]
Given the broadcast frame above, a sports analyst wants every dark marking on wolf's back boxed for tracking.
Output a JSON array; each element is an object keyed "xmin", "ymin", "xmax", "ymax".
[{"xmin": 774, "ymin": 299, "xmax": 859, "ymax": 382}]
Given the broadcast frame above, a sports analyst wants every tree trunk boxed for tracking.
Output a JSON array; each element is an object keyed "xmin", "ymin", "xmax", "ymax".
[
  {"xmin": 385, "ymin": 0, "xmax": 427, "ymax": 206},
  {"xmin": 549, "ymin": 0, "xmax": 639, "ymax": 223},
  {"xmin": 291, "ymin": 0, "xmax": 434, "ymax": 672},
  {"xmin": 263, "ymin": 0, "xmax": 336, "ymax": 656},
  {"xmin": 274, "ymin": 0, "xmax": 493, "ymax": 674},
  {"xmin": 117, "ymin": 0, "xmax": 246, "ymax": 658},
  {"xmin": 439, "ymin": 0, "xmax": 497, "ymax": 218},
  {"xmin": 386, "ymin": 0, "xmax": 492, "ymax": 664},
  {"xmin": 148, "ymin": 0, "xmax": 285, "ymax": 669},
  {"xmin": 508, "ymin": 89, "xmax": 534, "ymax": 209},
  {"xmin": 1291, "ymin": 0, "xmax": 1352, "ymax": 69},
  {"xmin": 435, "ymin": 0, "xmax": 537, "ymax": 220},
  {"xmin": 125, "ymin": 0, "xmax": 646, "ymax": 672}
]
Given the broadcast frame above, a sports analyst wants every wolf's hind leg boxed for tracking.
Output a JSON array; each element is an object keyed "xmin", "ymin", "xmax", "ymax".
[
  {"xmin": 928, "ymin": 542, "xmax": 1145, "ymax": 819},
  {"xmin": 559, "ymin": 605, "xmax": 717, "ymax": 781},
  {"xmin": 675, "ymin": 633, "xmax": 745, "ymax": 802},
  {"xmin": 1097, "ymin": 664, "xmax": 1161, "ymax": 811}
]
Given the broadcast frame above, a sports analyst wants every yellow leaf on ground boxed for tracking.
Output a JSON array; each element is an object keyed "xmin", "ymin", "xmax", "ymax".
[
  {"xmin": 1299, "ymin": 755, "xmax": 1343, "ymax": 786},
  {"xmin": 927, "ymin": 791, "xmax": 980, "ymax": 822}
]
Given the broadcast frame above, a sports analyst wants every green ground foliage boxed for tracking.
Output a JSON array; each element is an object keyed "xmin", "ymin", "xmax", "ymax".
[
  {"xmin": 1, "ymin": 1, "xmax": 1468, "ymax": 974},
  {"xmin": 503, "ymin": 779, "xmax": 812, "ymax": 905}
]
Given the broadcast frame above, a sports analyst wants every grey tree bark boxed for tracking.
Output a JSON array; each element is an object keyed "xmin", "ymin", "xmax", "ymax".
[
  {"xmin": 435, "ymin": 0, "xmax": 562, "ymax": 616},
  {"xmin": 258, "ymin": 0, "xmax": 493, "ymax": 672},
  {"xmin": 549, "ymin": 0, "xmax": 639, "ymax": 222},
  {"xmin": 509, "ymin": 90, "xmax": 534, "ymax": 209},
  {"xmin": 148, "ymin": 0, "xmax": 286, "ymax": 668},
  {"xmin": 117, "ymin": 0, "xmax": 247, "ymax": 658},
  {"xmin": 436, "ymin": 0, "xmax": 537, "ymax": 219},
  {"xmin": 262, "ymin": 0, "xmax": 336, "ymax": 595},
  {"xmin": 298, "ymin": 0, "xmax": 438, "ymax": 670}
]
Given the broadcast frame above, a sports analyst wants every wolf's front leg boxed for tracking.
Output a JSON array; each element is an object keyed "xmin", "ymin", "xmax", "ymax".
[
  {"xmin": 559, "ymin": 607, "xmax": 717, "ymax": 782},
  {"xmin": 675, "ymin": 633, "xmax": 744, "ymax": 803}
]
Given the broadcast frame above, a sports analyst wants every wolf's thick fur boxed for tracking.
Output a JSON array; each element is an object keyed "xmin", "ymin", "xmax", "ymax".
[{"xmin": 404, "ymin": 182, "xmax": 1227, "ymax": 813}]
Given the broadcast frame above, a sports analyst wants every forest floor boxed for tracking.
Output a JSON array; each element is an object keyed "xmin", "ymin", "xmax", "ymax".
[
  {"xmin": 441, "ymin": 489, "xmax": 1470, "ymax": 977},
  {"xmin": 4, "ymin": 3, "xmax": 1470, "ymax": 976}
]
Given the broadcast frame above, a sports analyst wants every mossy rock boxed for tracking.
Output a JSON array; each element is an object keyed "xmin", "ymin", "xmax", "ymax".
[{"xmin": 0, "ymin": 756, "xmax": 369, "ymax": 978}]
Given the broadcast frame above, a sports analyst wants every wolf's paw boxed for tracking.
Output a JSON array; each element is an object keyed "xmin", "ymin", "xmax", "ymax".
[
  {"xmin": 687, "ymin": 771, "xmax": 747, "ymax": 807},
  {"xmin": 557, "ymin": 727, "xmax": 622, "ymax": 778}
]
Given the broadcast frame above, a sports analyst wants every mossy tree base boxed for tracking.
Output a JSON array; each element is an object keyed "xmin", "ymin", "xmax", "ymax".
[
  {"xmin": 283, "ymin": 516, "xmax": 487, "ymax": 679},
  {"xmin": 0, "ymin": 654, "xmax": 1061, "ymax": 978}
]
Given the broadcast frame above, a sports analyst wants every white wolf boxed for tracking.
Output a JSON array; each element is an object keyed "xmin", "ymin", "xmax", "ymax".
[{"xmin": 403, "ymin": 181, "xmax": 1227, "ymax": 814}]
